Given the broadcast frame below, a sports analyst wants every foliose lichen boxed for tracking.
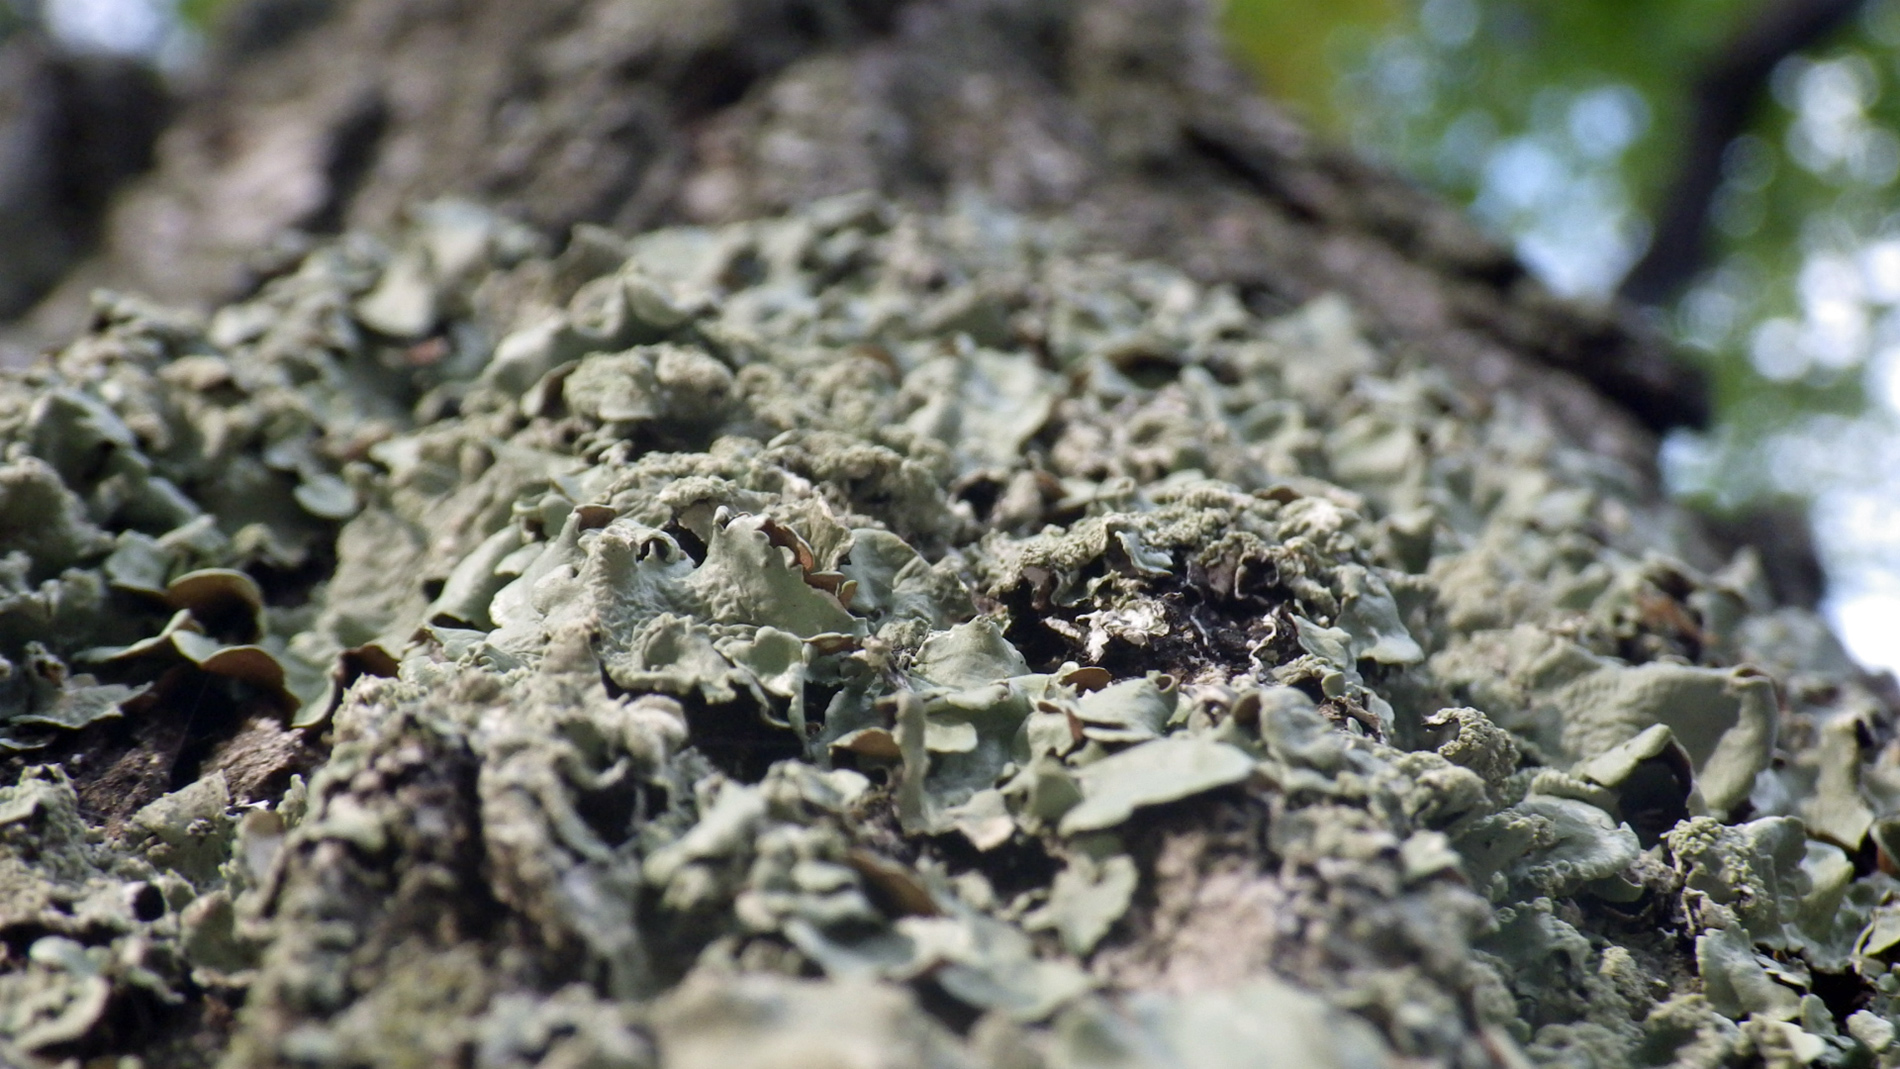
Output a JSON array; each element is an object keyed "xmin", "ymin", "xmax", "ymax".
[{"xmin": 0, "ymin": 191, "xmax": 1896, "ymax": 1068}]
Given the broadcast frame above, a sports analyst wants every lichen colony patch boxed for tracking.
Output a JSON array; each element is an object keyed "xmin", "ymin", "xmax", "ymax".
[{"xmin": 0, "ymin": 194, "xmax": 1894, "ymax": 1068}]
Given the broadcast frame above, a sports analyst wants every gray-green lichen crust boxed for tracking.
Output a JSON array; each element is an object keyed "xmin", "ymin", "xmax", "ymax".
[{"xmin": 1, "ymin": 193, "xmax": 1896, "ymax": 1068}]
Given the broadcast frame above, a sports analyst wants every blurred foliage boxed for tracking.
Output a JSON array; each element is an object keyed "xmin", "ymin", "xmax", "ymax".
[
  {"xmin": 175, "ymin": 0, "xmax": 224, "ymax": 28},
  {"xmin": 1223, "ymin": 0, "xmax": 1900, "ymax": 504},
  {"xmin": 1225, "ymin": 0, "xmax": 1900, "ymax": 663},
  {"xmin": 21, "ymin": 0, "xmax": 227, "ymax": 57},
  {"xmin": 1225, "ymin": 0, "xmax": 1900, "ymax": 659},
  {"xmin": 0, "ymin": 0, "xmax": 36, "ymax": 37}
]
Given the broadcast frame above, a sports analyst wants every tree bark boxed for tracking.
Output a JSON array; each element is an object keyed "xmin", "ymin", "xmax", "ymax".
[
  {"xmin": 0, "ymin": 32, "xmax": 166, "ymax": 320},
  {"xmin": 4, "ymin": 4, "xmax": 1884, "ymax": 1067},
  {"xmin": 27, "ymin": 0, "xmax": 1705, "ymax": 462}
]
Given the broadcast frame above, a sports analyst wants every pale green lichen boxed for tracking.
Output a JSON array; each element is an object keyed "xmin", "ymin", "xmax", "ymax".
[{"xmin": 0, "ymin": 193, "xmax": 1896, "ymax": 1068}]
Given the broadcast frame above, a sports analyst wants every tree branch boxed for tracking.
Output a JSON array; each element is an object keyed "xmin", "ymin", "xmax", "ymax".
[{"xmin": 1618, "ymin": 0, "xmax": 1866, "ymax": 306}]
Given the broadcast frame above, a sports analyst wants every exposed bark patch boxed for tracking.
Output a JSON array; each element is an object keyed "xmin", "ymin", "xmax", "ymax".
[{"xmin": 1094, "ymin": 797, "xmax": 1285, "ymax": 993}]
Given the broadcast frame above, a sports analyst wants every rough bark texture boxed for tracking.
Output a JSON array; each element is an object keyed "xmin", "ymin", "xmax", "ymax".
[
  {"xmin": 7, "ymin": 4, "xmax": 1891, "ymax": 1069},
  {"xmin": 26, "ymin": 0, "xmax": 1702, "ymax": 459}
]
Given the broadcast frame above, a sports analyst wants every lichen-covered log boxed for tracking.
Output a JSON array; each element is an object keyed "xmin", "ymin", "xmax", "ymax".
[{"xmin": 1, "ymin": 190, "xmax": 1895, "ymax": 1068}]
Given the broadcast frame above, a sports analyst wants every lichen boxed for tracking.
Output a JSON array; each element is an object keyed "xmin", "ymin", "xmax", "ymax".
[{"xmin": 0, "ymin": 193, "xmax": 1895, "ymax": 1068}]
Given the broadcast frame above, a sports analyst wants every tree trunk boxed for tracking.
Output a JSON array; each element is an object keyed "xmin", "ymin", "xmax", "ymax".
[
  {"xmin": 0, "ymin": 33, "xmax": 166, "ymax": 320},
  {"xmin": 29, "ymin": 0, "xmax": 1704, "ymax": 457},
  {"xmin": 1, "ymin": 2, "xmax": 1887, "ymax": 1068}
]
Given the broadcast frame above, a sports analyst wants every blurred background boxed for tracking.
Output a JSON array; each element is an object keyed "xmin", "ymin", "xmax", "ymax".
[
  {"xmin": 1222, "ymin": 0, "xmax": 1900, "ymax": 673},
  {"xmin": 5, "ymin": 0, "xmax": 1898, "ymax": 672}
]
